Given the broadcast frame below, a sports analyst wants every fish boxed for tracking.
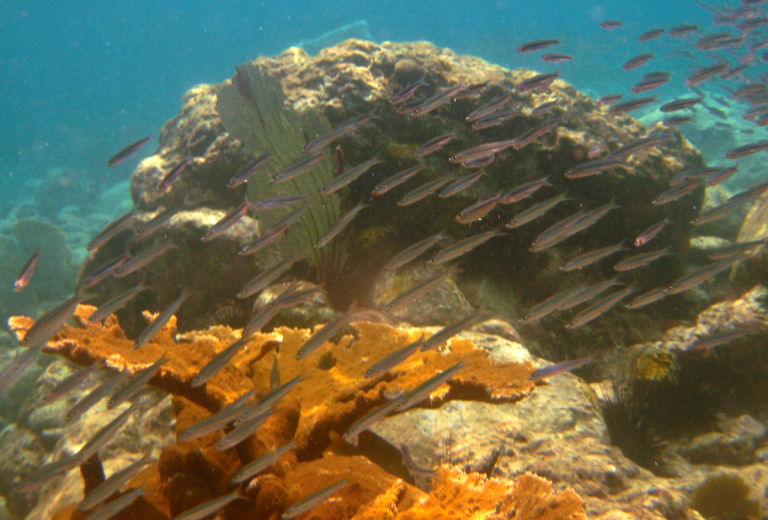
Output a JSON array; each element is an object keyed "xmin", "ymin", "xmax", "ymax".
[
  {"xmin": 177, "ymin": 392, "xmax": 254, "ymax": 442},
  {"xmin": 89, "ymin": 285, "xmax": 149, "ymax": 323},
  {"xmin": 565, "ymin": 286, "xmax": 634, "ymax": 329},
  {"xmin": 660, "ymin": 97, "xmax": 702, "ymax": 112},
  {"xmin": 397, "ymin": 176, "xmax": 456, "ymax": 206},
  {"xmin": 558, "ymin": 277, "xmax": 623, "ymax": 312},
  {"xmin": 438, "ymin": 170, "xmax": 487, "ymax": 198},
  {"xmin": 472, "ymin": 108, "xmax": 519, "ymax": 130},
  {"xmin": 158, "ymin": 158, "xmax": 190, "ymax": 192},
  {"xmin": 14, "ymin": 250, "xmax": 39, "ymax": 292},
  {"xmin": 108, "ymin": 357, "xmax": 166, "ymax": 409},
  {"xmin": 79, "ymin": 453, "xmax": 154, "ymax": 511},
  {"xmin": 600, "ymin": 19, "xmax": 623, "ymax": 29},
  {"xmin": 506, "ymin": 192, "xmax": 570, "ymax": 229},
  {"xmin": 461, "ymin": 154, "xmax": 495, "ymax": 169},
  {"xmin": 66, "ymin": 371, "xmax": 131, "ymax": 422},
  {"xmin": 587, "ymin": 143, "xmax": 604, "ymax": 159},
  {"xmin": 664, "ymin": 115, "xmax": 693, "ymax": 126},
  {"xmin": 270, "ymin": 151, "xmax": 328, "ymax": 183},
  {"xmin": 625, "ymin": 287, "xmax": 668, "ymax": 310},
  {"xmin": 516, "ymin": 72, "xmax": 559, "ymax": 93},
  {"xmin": 668, "ymin": 24, "xmax": 699, "ymax": 37},
  {"xmin": 639, "ymin": 28, "xmax": 666, "ymax": 41},
  {"xmin": 313, "ymin": 202, "xmax": 368, "ymax": 248},
  {"xmin": 244, "ymin": 376, "xmax": 301, "ymax": 418},
  {"xmin": 690, "ymin": 199, "xmax": 743, "ymax": 226},
  {"xmin": 304, "ymin": 112, "xmax": 373, "ymax": 152},
  {"xmin": 559, "ymin": 243, "xmax": 626, "ymax": 271},
  {"xmin": 564, "ymin": 157, "xmax": 626, "ymax": 179},
  {"xmin": 725, "ymin": 140, "xmax": 768, "ymax": 159},
  {"xmin": 517, "ymin": 39, "xmax": 560, "ymax": 53},
  {"xmin": 242, "ymin": 306, "xmax": 281, "ymax": 339},
  {"xmin": 231, "ymin": 441, "xmax": 295, "ymax": 484},
  {"xmin": 74, "ymin": 402, "xmax": 140, "ymax": 463},
  {"xmin": 238, "ymin": 204, "xmax": 310, "ymax": 256},
  {"xmin": 530, "ymin": 356, "xmax": 594, "ymax": 382},
  {"xmin": 449, "ymin": 139, "xmax": 517, "ymax": 164},
  {"xmin": 597, "ymin": 94, "xmax": 622, "ymax": 106},
  {"xmin": 414, "ymin": 132, "xmax": 456, "ymax": 157},
  {"xmin": 664, "ymin": 257, "xmax": 740, "ymax": 295},
  {"xmin": 517, "ymin": 285, "xmax": 587, "ymax": 324},
  {"xmin": 201, "ymin": 201, "xmax": 250, "ymax": 242},
  {"xmin": 513, "ymin": 118, "xmax": 560, "ymax": 149},
  {"xmin": 500, "ymin": 176, "xmax": 551, "ymax": 204},
  {"xmin": 370, "ymin": 165, "xmax": 424, "ymax": 196},
  {"xmin": 623, "ymin": 53, "xmax": 654, "ymax": 71},
  {"xmin": 384, "ymin": 232, "xmax": 447, "ymax": 271},
  {"xmin": 365, "ymin": 335, "xmax": 425, "ymax": 379},
  {"xmin": 82, "ymin": 488, "xmax": 144, "ymax": 520},
  {"xmin": 685, "ymin": 63, "xmax": 729, "ymax": 87},
  {"xmin": 409, "ymin": 83, "xmax": 464, "ymax": 117},
  {"xmin": 134, "ymin": 291, "xmax": 189, "ymax": 349},
  {"xmin": 80, "ymin": 254, "xmax": 130, "ymax": 289},
  {"xmin": 22, "ymin": 296, "xmax": 81, "ymax": 348},
  {"xmin": 0, "ymin": 344, "xmax": 42, "ymax": 393},
  {"xmin": 14, "ymin": 457, "xmax": 79, "ymax": 493},
  {"xmin": 43, "ymin": 363, "xmax": 99, "ymax": 404},
  {"xmin": 136, "ymin": 207, "xmax": 181, "ymax": 240},
  {"xmin": 399, "ymin": 443, "xmax": 436, "ymax": 480},
  {"xmin": 708, "ymin": 240, "xmax": 767, "ymax": 261},
  {"xmin": 87, "ymin": 211, "xmax": 137, "ymax": 252},
  {"xmin": 605, "ymin": 133, "xmax": 672, "ymax": 159},
  {"xmin": 609, "ymin": 96, "xmax": 657, "ymax": 114},
  {"xmin": 690, "ymin": 329, "xmax": 751, "ymax": 351},
  {"xmin": 343, "ymin": 398, "xmax": 400, "ymax": 446},
  {"xmin": 237, "ymin": 256, "xmax": 301, "ymax": 299},
  {"xmin": 614, "ymin": 247, "xmax": 673, "ymax": 271},
  {"xmin": 270, "ymin": 286, "xmax": 321, "ymax": 311},
  {"xmin": 531, "ymin": 101, "xmax": 557, "ymax": 117},
  {"xmin": 296, "ymin": 309, "xmax": 357, "ymax": 360},
  {"xmin": 420, "ymin": 310, "xmax": 491, "ymax": 351},
  {"xmin": 390, "ymin": 77, "xmax": 428, "ymax": 105},
  {"xmin": 427, "ymin": 229, "xmax": 504, "ymax": 265},
  {"xmin": 384, "ymin": 267, "xmax": 461, "ymax": 311},
  {"xmin": 634, "ymin": 217, "xmax": 671, "ymax": 247},
  {"xmin": 249, "ymin": 194, "xmax": 308, "ymax": 212},
  {"xmin": 530, "ymin": 199, "xmax": 619, "ymax": 252},
  {"xmin": 651, "ymin": 180, "xmax": 701, "ymax": 206},
  {"xmin": 542, "ymin": 52, "xmax": 573, "ymax": 63},
  {"xmin": 227, "ymin": 153, "xmax": 271, "ymax": 189},
  {"xmin": 455, "ymin": 193, "xmax": 501, "ymax": 224},
  {"xmin": 465, "ymin": 94, "xmax": 510, "ymax": 122},
  {"xmin": 107, "ymin": 135, "xmax": 151, "ymax": 166},
  {"xmin": 173, "ymin": 490, "xmax": 244, "ymax": 520},
  {"xmin": 113, "ymin": 242, "xmax": 176, "ymax": 278},
  {"xmin": 217, "ymin": 409, "xmax": 274, "ymax": 451},
  {"xmin": 282, "ymin": 479, "xmax": 348, "ymax": 519},
  {"xmin": 392, "ymin": 361, "xmax": 464, "ymax": 410},
  {"xmin": 321, "ymin": 157, "xmax": 384, "ymax": 195}
]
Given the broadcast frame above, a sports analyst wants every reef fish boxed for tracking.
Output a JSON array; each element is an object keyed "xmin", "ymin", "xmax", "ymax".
[
  {"xmin": 237, "ymin": 256, "xmax": 301, "ymax": 299},
  {"xmin": 158, "ymin": 158, "xmax": 190, "ymax": 192},
  {"xmin": 79, "ymin": 453, "xmax": 154, "ymax": 511},
  {"xmin": 635, "ymin": 217, "xmax": 671, "ymax": 247},
  {"xmin": 22, "ymin": 295, "xmax": 81, "ymax": 348},
  {"xmin": 614, "ymin": 247, "xmax": 673, "ymax": 271},
  {"xmin": 517, "ymin": 39, "xmax": 560, "ymax": 53},
  {"xmin": 365, "ymin": 335, "xmax": 425, "ymax": 378},
  {"xmin": 505, "ymin": 192, "xmax": 570, "ymax": 229},
  {"xmin": 231, "ymin": 441, "xmax": 296, "ymax": 484},
  {"xmin": 172, "ymin": 490, "xmax": 244, "ymax": 520},
  {"xmin": 107, "ymin": 135, "xmax": 151, "ymax": 167},
  {"xmin": 227, "ymin": 153, "xmax": 271, "ymax": 189},
  {"xmin": 43, "ymin": 363, "xmax": 99, "ymax": 404},
  {"xmin": 313, "ymin": 202, "xmax": 368, "ymax": 248},
  {"xmin": 74, "ymin": 402, "xmax": 140, "ymax": 463},
  {"xmin": 371, "ymin": 165, "xmax": 424, "ymax": 197},
  {"xmin": 134, "ymin": 291, "xmax": 189, "ymax": 349},
  {"xmin": 89, "ymin": 285, "xmax": 148, "ymax": 323},
  {"xmin": 530, "ymin": 356, "xmax": 594, "ymax": 382},
  {"xmin": 13, "ymin": 250, "xmax": 39, "ymax": 292},
  {"xmin": 321, "ymin": 157, "xmax": 383, "ymax": 195},
  {"xmin": 565, "ymin": 286, "xmax": 635, "ymax": 329},
  {"xmin": 427, "ymin": 229, "xmax": 504, "ymax": 264},
  {"xmin": 282, "ymin": 479, "xmax": 348, "ymax": 519},
  {"xmin": 384, "ymin": 232, "xmax": 446, "ymax": 271},
  {"xmin": 559, "ymin": 242, "xmax": 626, "ymax": 271},
  {"xmin": 108, "ymin": 357, "xmax": 166, "ymax": 409}
]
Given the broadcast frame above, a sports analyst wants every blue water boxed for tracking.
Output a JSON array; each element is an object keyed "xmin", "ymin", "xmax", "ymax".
[{"xmin": 1, "ymin": 0, "xmax": 716, "ymax": 198}]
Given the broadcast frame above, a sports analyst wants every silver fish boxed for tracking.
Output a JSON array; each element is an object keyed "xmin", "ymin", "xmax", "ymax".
[
  {"xmin": 108, "ymin": 135, "xmax": 151, "ymax": 166},
  {"xmin": 384, "ymin": 232, "xmax": 446, "ymax": 271},
  {"xmin": 282, "ymin": 479, "xmax": 348, "ymax": 519},
  {"xmin": 231, "ymin": 441, "xmax": 296, "ymax": 484},
  {"xmin": 90, "ymin": 285, "xmax": 148, "ymax": 323},
  {"xmin": 651, "ymin": 180, "xmax": 701, "ymax": 206},
  {"xmin": 691, "ymin": 329, "xmax": 751, "ymax": 351},
  {"xmin": 0, "ymin": 344, "xmax": 42, "ymax": 393},
  {"xmin": 159, "ymin": 159, "xmax": 190, "ymax": 192},
  {"xmin": 565, "ymin": 286, "xmax": 634, "ymax": 329},
  {"xmin": 74, "ymin": 403, "xmax": 139, "ymax": 463},
  {"xmin": 134, "ymin": 291, "xmax": 189, "ymax": 349},
  {"xmin": 270, "ymin": 151, "xmax": 328, "ymax": 183},
  {"xmin": 22, "ymin": 296, "xmax": 81, "ymax": 347},
  {"xmin": 13, "ymin": 250, "xmax": 39, "ymax": 292},
  {"xmin": 15, "ymin": 457, "xmax": 79, "ymax": 493},
  {"xmin": 455, "ymin": 193, "xmax": 502, "ymax": 224},
  {"xmin": 82, "ymin": 488, "xmax": 144, "ymax": 520},
  {"xmin": 472, "ymin": 108, "xmax": 519, "ymax": 130},
  {"xmin": 625, "ymin": 286, "xmax": 668, "ymax": 309},
  {"xmin": 427, "ymin": 229, "xmax": 504, "ymax": 265},
  {"xmin": 178, "ymin": 393, "xmax": 254, "ymax": 442},
  {"xmin": 245, "ymin": 376, "xmax": 301, "ymax": 418},
  {"xmin": 365, "ymin": 335, "xmax": 425, "ymax": 378},
  {"xmin": 201, "ymin": 201, "xmax": 250, "ymax": 242},
  {"xmin": 173, "ymin": 490, "xmax": 244, "ymax": 520},
  {"xmin": 530, "ymin": 199, "xmax": 619, "ymax": 252},
  {"xmin": 560, "ymin": 243, "xmax": 626, "ymax": 271},
  {"xmin": 343, "ymin": 398, "xmax": 400, "ymax": 446},
  {"xmin": 249, "ymin": 194, "xmax": 308, "ymax": 212},
  {"xmin": 191, "ymin": 337, "xmax": 256, "ymax": 388},
  {"xmin": 79, "ymin": 453, "xmax": 154, "ymax": 511},
  {"xmin": 217, "ymin": 409, "xmax": 273, "ymax": 451},
  {"xmin": 635, "ymin": 217, "xmax": 671, "ymax": 247},
  {"xmin": 80, "ymin": 254, "xmax": 130, "ymax": 289},
  {"xmin": 320, "ymin": 157, "xmax": 383, "ymax": 195},
  {"xmin": 564, "ymin": 157, "xmax": 626, "ymax": 179},
  {"xmin": 384, "ymin": 267, "xmax": 461, "ymax": 311},
  {"xmin": 505, "ymin": 192, "xmax": 570, "ymax": 229},
  {"xmin": 237, "ymin": 256, "xmax": 300, "ymax": 299},
  {"xmin": 392, "ymin": 361, "xmax": 464, "ymax": 411},
  {"xmin": 530, "ymin": 356, "xmax": 594, "ymax": 382},
  {"xmin": 614, "ymin": 247, "xmax": 673, "ymax": 271},
  {"xmin": 557, "ymin": 278, "xmax": 622, "ymax": 312},
  {"xmin": 500, "ymin": 176, "xmax": 551, "ymax": 204},
  {"xmin": 421, "ymin": 311, "xmax": 491, "ymax": 351},
  {"xmin": 227, "ymin": 153, "xmax": 271, "ymax": 189},
  {"xmin": 370, "ymin": 165, "xmax": 424, "ymax": 197},
  {"xmin": 414, "ymin": 132, "xmax": 456, "ymax": 157},
  {"xmin": 113, "ymin": 242, "xmax": 176, "ymax": 278},
  {"xmin": 437, "ymin": 170, "xmax": 487, "ymax": 198},
  {"xmin": 665, "ymin": 257, "xmax": 740, "ymax": 295},
  {"xmin": 66, "ymin": 371, "xmax": 130, "ymax": 422},
  {"xmin": 108, "ymin": 357, "xmax": 166, "ymax": 409},
  {"xmin": 397, "ymin": 176, "xmax": 455, "ymax": 206},
  {"xmin": 313, "ymin": 203, "xmax": 368, "ymax": 248},
  {"xmin": 296, "ymin": 310, "xmax": 356, "ymax": 360},
  {"xmin": 708, "ymin": 240, "xmax": 767, "ymax": 261},
  {"xmin": 304, "ymin": 113, "xmax": 373, "ymax": 152},
  {"xmin": 465, "ymin": 93, "xmax": 511, "ymax": 121},
  {"xmin": 238, "ymin": 204, "xmax": 310, "ymax": 256},
  {"xmin": 242, "ymin": 305, "xmax": 281, "ymax": 338},
  {"xmin": 87, "ymin": 212, "xmax": 136, "ymax": 252},
  {"xmin": 43, "ymin": 363, "xmax": 99, "ymax": 404}
]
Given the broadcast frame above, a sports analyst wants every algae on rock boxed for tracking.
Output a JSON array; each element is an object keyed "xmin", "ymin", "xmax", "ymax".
[{"xmin": 217, "ymin": 63, "xmax": 343, "ymax": 280}]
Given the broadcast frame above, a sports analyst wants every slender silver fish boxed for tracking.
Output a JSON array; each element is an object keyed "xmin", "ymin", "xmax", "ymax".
[
  {"xmin": 466, "ymin": 93, "xmax": 511, "ymax": 121},
  {"xmin": 83, "ymin": 488, "xmax": 144, "ymax": 520},
  {"xmin": 634, "ymin": 217, "xmax": 671, "ymax": 247},
  {"xmin": 314, "ymin": 203, "xmax": 368, "ymax": 248},
  {"xmin": 517, "ymin": 286, "xmax": 586, "ymax": 324},
  {"xmin": 558, "ymin": 278, "xmax": 622, "ymax": 312},
  {"xmin": 244, "ymin": 376, "xmax": 301, "ymax": 418},
  {"xmin": 227, "ymin": 153, "xmax": 271, "ymax": 189},
  {"xmin": 0, "ymin": 344, "xmax": 42, "ymax": 393},
  {"xmin": 249, "ymin": 194, "xmax": 308, "ymax": 212},
  {"xmin": 74, "ymin": 403, "xmax": 140, "ymax": 463},
  {"xmin": 690, "ymin": 329, "xmax": 751, "ymax": 351},
  {"xmin": 201, "ymin": 201, "xmax": 250, "ymax": 242},
  {"xmin": 365, "ymin": 335, "xmax": 425, "ymax": 378},
  {"xmin": 384, "ymin": 232, "xmax": 446, "ymax": 271},
  {"xmin": 108, "ymin": 357, "xmax": 166, "ymax": 409},
  {"xmin": 80, "ymin": 254, "xmax": 130, "ymax": 288},
  {"xmin": 87, "ymin": 212, "xmax": 136, "ymax": 252},
  {"xmin": 178, "ymin": 392, "xmax": 254, "ymax": 442},
  {"xmin": 565, "ymin": 286, "xmax": 634, "ymax": 329},
  {"xmin": 625, "ymin": 286, "xmax": 668, "ymax": 309},
  {"xmin": 22, "ymin": 296, "xmax": 81, "ymax": 347},
  {"xmin": 15, "ymin": 457, "xmax": 79, "ymax": 493},
  {"xmin": 455, "ymin": 193, "xmax": 502, "ymax": 224},
  {"xmin": 79, "ymin": 453, "xmax": 154, "ymax": 511},
  {"xmin": 530, "ymin": 356, "xmax": 594, "ymax": 382},
  {"xmin": 397, "ymin": 176, "xmax": 455, "ymax": 206},
  {"xmin": 89, "ymin": 285, "xmax": 148, "ymax": 323},
  {"xmin": 134, "ymin": 291, "xmax": 189, "ymax": 349},
  {"xmin": 13, "ymin": 250, "xmax": 39, "ymax": 292},
  {"xmin": 113, "ymin": 242, "xmax": 176, "ymax": 278},
  {"xmin": 384, "ymin": 267, "xmax": 461, "ymax": 311},
  {"xmin": 371, "ymin": 165, "xmax": 424, "ymax": 196},
  {"xmin": 560, "ymin": 243, "xmax": 626, "ymax": 271},
  {"xmin": 172, "ymin": 490, "xmax": 244, "ymax": 520},
  {"xmin": 231, "ymin": 441, "xmax": 296, "ymax": 484},
  {"xmin": 304, "ymin": 112, "xmax": 373, "ymax": 152},
  {"xmin": 664, "ymin": 257, "xmax": 740, "ymax": 295},
  {"xmin": 427, "ymin": 229, "xmax": 504, "ymax": 265},
  {"xmin": 505, "ymin": 192, "xmax": 570, "ymax": 229},
  {"xmin": 242, "ymin": 305, "xmax": 281, "ymax": 338},
  {"xmin": 66, "ymin": 371, "xmax": 130, "ymax": 422},
  {"xmin": 108, "ymin": 135, "xmax": 151, "ymax": 166},
  {"xmin": 421, "ymin": 312, "xmax": 491, "ymax": 351},
  {"xmin": 217, "ymin": 409, "xmax": 274, "ymax": 451},
  {"xmin": 500, "ymin": 176, "xmax": 551, "ymax": 204},
  {"xmin": 438, "ymin": 170, "xmax": 487, "ymax": 198},
  {"xmin": 564, "ymin": 157, "xmax": 626, "ymax": 179},
  {"xmin": 43, "ymin": 364, "xmax": 99, "ymax": 404},
  {"xmin": 237, "ymin": 256, "xmax": 300, "ymax": 299},
  {"xmin": 270, "ymin": 151, "xmax": 328, "ymax": 183},
  {"xmin": 296, "ymin": 310, "xmax": 357, "ymax": 360},
  {"xmin": 414, "ymin": 132, "xmax": 456, "ymax": 157},
  {"xmin": 320, "ymin": 157, "xmax": 383, "ymax": 195},
  {"xmin": 282, "ymin": 479, "xmax": 348, "ymax": 519},
  {"xmin": 392, "ymin": 361, "xmax": 464, "ymax": 411},
  {"xmin": 614, "ymin": 247, "xmax": 673, "ymax": 271},
  {"xmin": 191, "ymin": 337, "xmax": 257, "ymax": 388},
  {"xmin": 343, "ymin": 398, "xmax": 400, "ymax": 446}
]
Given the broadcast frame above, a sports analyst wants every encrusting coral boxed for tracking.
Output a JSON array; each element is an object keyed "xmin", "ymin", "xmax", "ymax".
[{"xmin": 5, "ymin": 304, "xmax": 584, "ymax": 519}]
